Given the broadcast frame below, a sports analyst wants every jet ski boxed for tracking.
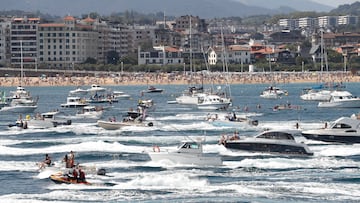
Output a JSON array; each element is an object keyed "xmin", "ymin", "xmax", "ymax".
[{"xmin": 49, "ymin": 172, "xmax": 91, "ymax": 185}]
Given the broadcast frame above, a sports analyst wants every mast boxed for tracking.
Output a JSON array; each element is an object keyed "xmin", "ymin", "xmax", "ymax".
[{"xmin": 20, "ymin": 40, "xmax": 23, "ymax": 86}]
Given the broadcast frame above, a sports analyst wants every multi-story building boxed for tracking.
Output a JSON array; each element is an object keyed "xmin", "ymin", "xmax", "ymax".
[
  {"xmin": 338, "ymin": 15, "xmax": 358, "ymax": 26},
  {"xmin": 173, "ymin": 15, "xmax": 207, "ymax": 33},
  {"xmin": 138, "ymin": 45, "xmax": 183, "ymax": 65},
  {"xmin": 278, "ymin": 19, "xmax": 298, "ymax": 30},
  {"xmin": 38, "ymin": 15, "xmax": 98, "ymax": 69},
  {"xmin": 207, "ymin": 45, "xmax": 251, "ymax": 65},
  {"xmin": 10, "ymin": 17, "xmax": 39, "ymax": 68},
  {"xmin": 0, "ymin": 19, "xmax": 11, "ymax": 66},
  {"xmin": 318, "ymin": 16, "xmax": 338, "ymax": 28},
  {"xmin": 298, "ymin": 17, "xmax": 317, "ymax": 29}
]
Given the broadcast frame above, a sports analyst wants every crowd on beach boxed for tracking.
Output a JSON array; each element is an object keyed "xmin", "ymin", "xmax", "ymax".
[{"xmin": 0, "ymin": 71, "xmax": 357, "ymax": 87}]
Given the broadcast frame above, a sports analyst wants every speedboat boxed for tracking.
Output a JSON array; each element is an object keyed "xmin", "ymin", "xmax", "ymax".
[
  {"xmin": 87, "ymin": 84, "xmax": 106, "ymax": 93},
  {"xmin": 75, "ymin": 106, "xmax": 103, "ymax": 119},
  {"xmin": 146, "ymin": 86, "xmax": 163, "ymax": 93},
  {"xmin": 207, "ymin": 112, "xmax": 258, "ymax": 127},
  {"xmin": 301, "ymin": 116, "xmax": 360, "ymax": 143},
  {"xmin": 221, "ymin": 130, "xmax": 313, "ymax": 156},
  {"xmin": 148, "ymin": 139, "xmax": 222, "ymax": 166},
  {"xmin": 1, "ymin": 86, "xmax": 38, "ymax": 113},
  {"xmin": 69, "ymin": 86, "xmax": 88, "ymax": 95},
  {"xmin": 97, "ymin": 119, "xmax": 153, "ymax": 130},
  {"xmin": 260, "ymin": 86, "xmax": 287, "ymax": 99},
  {"xmin": 197, "ymin": 94, "xmax": 231, "ymax": 110},
  {"xmin": 300, "ymin": 89, "xmax": 332, "ymax": 101},
  {"xmin": 112, "ymin": 91, "xmax": 131, "ymax": 99},
  {"xmin": 8, "ymin": 111, "xmax": 72, "ymax": 129},
  {"xmin": 176, "ymin": 86, "xmax": 204, "ymax": 105},
  {"xmin": 318, "ymin": 90, "xmax": 360, "ymax": 108},
  {"xmin": 60, "ymin": 96, "xmax": 89, "ymax": 108}
]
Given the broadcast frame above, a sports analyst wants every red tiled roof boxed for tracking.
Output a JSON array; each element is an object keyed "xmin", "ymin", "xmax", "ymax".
[
  {"xmin": 39, "ymin": 23, "xmax": 66, "ymax": 27},
  {"xmin": 64, "ymin": 15, "xmax": 75, "ymax": 21}
]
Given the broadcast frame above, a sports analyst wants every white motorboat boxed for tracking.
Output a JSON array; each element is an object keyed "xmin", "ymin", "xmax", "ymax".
[
  {"xmin": 260, "ymin": 86, "xmax": 287, "ymax": 99},
  {"xmin": 207, "ymin": 112, "xmax": 259, "ymax": 127},
  {"xmin": 197, "ymin": 94, "xmax": 231, "ymax": 110},
  {"xmin": 69, "ymin": 87, "xmax": 88, "ymax": 95},
  {"xmin": 221, "ymin": 130, "xmax": 313, "ymax": 156},
  {"xmin": 97, "ymin": 119, "xmax": 153, "ymax": 130},
  {"xmin": 318, "ymin": 90, "xmax": 360, "ymax": 108},
  {"xmin": 300, "ymin": 89, "xmax": 332, "ymax": 101},
  {"xmin": 1, "ymin": 86, "xmax": 38, "ymax": 113},
  {"xmin": 146, "ymin": 86, "xmax": 164, "ymax": 93},
  {"xmin": 148, "ymin": 139, "xmax": 222, "ymax": 166},
  {"xmin": 112, "ymin": 91, "xmax": 131, "ymax": 99},
  {"xmin": 75, "ymin": 106, "xmax": 103, "ymax": 119},
  {"xmin": 301, "ymin": 116, "xmax": 360, "ymax": 143},
  {"xmin": 60, "ymin": 96, "xmax": 89, "ymax": 108},
  {"xmin": 8, "ymin": 111, "xmax": 71, "ymax": 129},
  {"xmin": 176, "ymin": 86, "xmax": 204, "ymax": 105},
  {"xmin": 87, "ymin": 84, "xmax": 106, "ymax": 93}
]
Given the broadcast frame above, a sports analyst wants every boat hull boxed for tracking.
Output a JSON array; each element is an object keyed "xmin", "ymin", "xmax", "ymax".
[
  {"xmin": 50, "ymin": 173, "xmax": 91, "ymax": 185},
  {"xmin": 148, "ymin": 152, "xmax": 222, "ymax": 166},
  {"xmin": 302, "ymin": 131, "xmax": 360, "ymax": 143},
  {"xmin": 0, "ymin": 105, "xmax": 37, "ymax": 113},
  {"xmin": 318, "ymin": 100, "xmax": 360, "ymax": 108},
  {"xmin": 224, "ymin": 139, "xmax": 313, "ymax": 156},
  {"xmin": 97, "ymin": 120, "xmax": 153, "ymax": 130}
]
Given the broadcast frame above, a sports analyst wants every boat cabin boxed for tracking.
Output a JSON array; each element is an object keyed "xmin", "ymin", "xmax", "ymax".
[
  {"xmin": 177, "ymin": 141, "xmax": 203, "ymax": 154},
  {"xmin": 256, "ymin": 131, "xmax": 296, "ymax": 141}
]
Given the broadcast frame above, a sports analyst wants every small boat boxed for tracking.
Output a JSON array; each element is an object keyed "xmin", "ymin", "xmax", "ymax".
[
  {"xmin": 207, "ymin": 112, "xmax": 259, "ymax": 127},
  {"xmin": 318, "ymin": 90, "xmax": 360, "ymax": 108},
  {"xmin": 146, "ymin": 86, "xmax": 163, "ymax": 93},
  {"xmin": 220, "ymin": 130, "xmax": 313, "ymax": 156},
  {"xmin": 8, "ymin": 111, "xmax": 72, "ymax": 129},
  {"xmin": 69, "ymin": 87, "xmax": 88, "ymax": 95},
  {"xmin": 112, "ymin": 91, "xmax": 131, "ymax": 99},
  {"xmin": 49, "ymin": 172, "xmax": 91, "ymax": 185},
  {"xmin": 301, "ymin": 116, "xmax": 360, "ymax": 143},
  {"xmin": 75, "ymin": 106, "xmax": 103, "ymax": 119},
  {"xmin": 97, "ymin": 119, "xmax": 153, "ymax": 130},
  {"xmin": 260, "ymin": 86, "xmax": 287, "ymax": 99},
  {"xmin": 60, "ymin": 96, "xmax": 89, "ymax": 108},
  {"xmin": 148, "ymin": 138, "xmax": 222, "ymax": 166},
  {"xmin": 87, "ymin": 84, "xmax": 106, "ymax": 93},
  {"xmin": 197, "ymin": 94, "xmax": 231, "ymax": 110},
  {"xmin": 273, "ymin": 103, "xmax": 302, "ymax": 111}
]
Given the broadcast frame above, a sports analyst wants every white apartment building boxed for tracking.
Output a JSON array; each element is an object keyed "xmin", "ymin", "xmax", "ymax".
[
  {"xmin": 10, "ymin": 17, "xmax": 39, "ymax": 68},
  {"xmin": 338, "ymin": 15, "xmax": 358, "ymax": 25},
  {"xmin": 0, "ymin": 20, "xmax": 10, "ymax": 65},
  {"xmin": 207, "ymin": 45, "xmax": 250, "ymax": 65},
  {"xmin": 278, "ymin": 19, "xmax": 297, "ymax": 30},
  {"xmin": 38, "ymin": 16, "xmax": 98, "ymax": 69},
  {"xmin": 318, "ymin": 16, "xmax": 338, "ymax": 28},
  {"xmin": 138, "ymin": 46, "xmax": 183, "ymax": 65},
  {"xmin": 298, "ymin": 17, "xmax": 317, "ymax": 28}
]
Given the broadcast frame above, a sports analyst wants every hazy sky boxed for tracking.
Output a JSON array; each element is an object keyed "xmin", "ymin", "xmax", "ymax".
[{"xmin": 313, "ymin": 0, "xmax": 358, "ymax": 7}]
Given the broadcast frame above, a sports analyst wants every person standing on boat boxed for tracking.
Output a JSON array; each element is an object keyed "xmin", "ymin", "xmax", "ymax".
[
  {"xmin": 67, "ymin": 151, "xmax": 75, "ymax": 168},
  {"xmin": 39, "ymin": 154, "xmax": 52, "ymax": 169}
]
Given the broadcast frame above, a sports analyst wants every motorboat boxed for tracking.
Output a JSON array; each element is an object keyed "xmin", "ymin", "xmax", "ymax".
[
  {"xmin": 60, "ymin": 96, "xmax": 89, "ymax": 108},
  {"xmin": 300, "ymin": 89, "xmax": 332, "ymax": 101},
  {"xmin": 301, "ymin": 116, "xmax": 360, "ymax": 143},
  {"xmin": 197, "ymin": 94, "xmax": 231, "ymax": 110},
  {"xmin": 272, "ymin": 103, "xmax": 302, "ymax": 111},
  {"xmin": 176, "ymin": 86, "xmax": 204, "ymax": 105},
  {"xmin": 112, "ymin": 91, "xmax": 131, "ymax": 99},
  {"xmin": 207, "ymin": 112, "xmax": 259, "ymax": 127},
  {"xmin": 75, "ymin": 106, "xmax": 103, "ymax": 119},
  {"xmin": 87, "ymin": 84, "xmax": 106, "ymax": 93},
  {"xmin": 146, "ymin": 86, "xmax": 164, "ymax": 93},
  {"xmin": 69, "ymin": 87, "xmax": 88, "ymax": 95},
  {"xmin": 8, "ymin": 111, "xmax": 72, "ymax": 129},
  {"xmin": 97, "ymin": 110, "xmax": 153, "ymax": 130},
  {"xmin": 148, "ymin": 139, "xmax": 222, "ymax": 166},
  {"xmin": 86, "ymin": 94, "xmax": 118, "ymax": 104},
  {"xmin": 221, "ymin": 130, "xmax": 313, "ymax": 156},
  {"xmin": 97, "ymin": 119, "xmax": 153, "ymax": 130},
  {"xmin": 318, "ymin": 90, "xmax": 360, "ymax": 108},
  {"xmin": 260, "ymin": 86, "xmax": 287, "ymax": 99},
  {"xmin": 1, "ymin": 86, "xmax": 38, "ymax": 113}
]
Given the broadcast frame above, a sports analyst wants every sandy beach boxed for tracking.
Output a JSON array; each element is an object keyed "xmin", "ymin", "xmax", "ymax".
[{"xmin": 0, "ymin": 72, "xmax": 358, "ymax": 87}]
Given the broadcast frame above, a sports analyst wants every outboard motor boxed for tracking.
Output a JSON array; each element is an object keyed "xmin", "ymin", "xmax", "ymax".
[{"xmin": 147, "ymin": 122, "xmax": 154, "ymax": 127}]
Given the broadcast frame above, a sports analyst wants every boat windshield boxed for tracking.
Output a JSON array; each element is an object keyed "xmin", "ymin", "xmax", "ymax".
[
  {"xmin": 180, "ymin": 142, "xmax": 199, "ymax": 149},
  {"xmin": 257, "ymin": 131, "xmax": 295, "ymax": 140}
]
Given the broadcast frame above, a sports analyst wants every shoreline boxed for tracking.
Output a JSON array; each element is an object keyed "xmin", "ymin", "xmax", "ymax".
[{"xmin": 0, "ymin": 72, "xmax": 358, "ymax": 87}]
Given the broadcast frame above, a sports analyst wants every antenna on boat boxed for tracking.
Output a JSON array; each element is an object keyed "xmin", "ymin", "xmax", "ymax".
[{"xmin": 20, "ymin": 40, "xmax": 23, "ymax": 87}]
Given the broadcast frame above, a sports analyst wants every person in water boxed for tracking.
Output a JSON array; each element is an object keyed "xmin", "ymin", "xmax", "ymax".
[
  {"xmin": 39, "ymin": 154, "xmax": 52, "ymax": 169},
  {"xmin": 78, "ymin": 168, "xmax": 86, "ymax": 183}
]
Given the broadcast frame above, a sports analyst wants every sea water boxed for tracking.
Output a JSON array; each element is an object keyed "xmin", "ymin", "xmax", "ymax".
[{"xmin": 0, "ymin": 83, "xmax": 360, "ymax": 202}]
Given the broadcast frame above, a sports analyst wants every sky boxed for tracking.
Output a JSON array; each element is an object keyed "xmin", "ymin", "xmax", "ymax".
[{"xmin": 313, "ymin": 0, "xmax": 358, "ymax": 7}]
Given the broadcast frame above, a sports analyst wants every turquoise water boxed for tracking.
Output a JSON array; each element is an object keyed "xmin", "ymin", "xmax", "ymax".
[{"xmin": 0, "ymin": 83, "xmax": 360, "ymax": 202}]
